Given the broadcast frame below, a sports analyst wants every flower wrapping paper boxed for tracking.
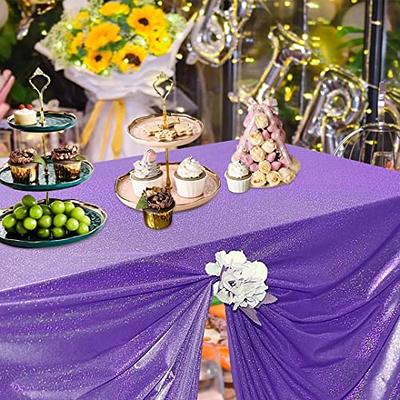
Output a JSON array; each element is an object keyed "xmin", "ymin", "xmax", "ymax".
[{"xmin": 0, "ymin": 141, "xmax": 400, "ymax": 399}]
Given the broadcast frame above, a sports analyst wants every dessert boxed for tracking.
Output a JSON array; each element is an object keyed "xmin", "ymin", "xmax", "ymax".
[
  {"xmin": 130, "ymin": 150, "xmax": 163, "ymax": 197},
  {"xmin": 136, "ymin": 187, "xmax": 175, "ymax": 229},
  {"xmin": 8, "ymin": 148, "xmax": 40, "ymax": 184},
  {"xmin": 13, "ymin": 104, "xmax": 37, "ymax": 126},
  {"xmin": 51, "ymin": 144, "xmax": 82, "ymax": 181},
  {"xmin": 173, "ymin": 156, "xmax": 207, "ymax": 198},
  {"xmin": 230, "ymin": 99, "xmax": 300, "ymax": 189},
  {"xmin": 225, "ymin": 160, "xmax": 251, "ymax": 193},
  {"xmin": 144, "ymin": 116, "xmax": 193, "ymax": 142}
]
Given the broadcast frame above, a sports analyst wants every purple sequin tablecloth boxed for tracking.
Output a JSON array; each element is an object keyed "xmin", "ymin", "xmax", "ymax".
[{"xmin": 0, "ymin": 141, "xmax": 399, "ymax": 399}]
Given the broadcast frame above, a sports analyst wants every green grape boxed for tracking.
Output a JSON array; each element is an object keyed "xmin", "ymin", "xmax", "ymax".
[
  {"xmin": 77, "ymin": 222, "xmax": 90, "ymax": 235},
  {"xmin": 50, "ymin": 200, "xmax": 65, "ymax": 215},
  {"xmin": 37, "ymin": 228, "xmax": 50, "ymax": 239},
  {"xmin": 70, "ymin": 207, "xmax": 85, "ymax": 221},
  {"xmin": 16, "ymin": 221, "xmax": 28, "ymax": 236},
  {"xmin": 52, "ymin": 227, "xmax": 65, "ymax": 239},
  {"xmin": 13, "ymin": 206, "xmax": 28, "ymax": 220},
  {"xmin": 65, "ymin": 218, "xmax": 79, "ymax": 232},
  {"xmin": 2, "ymin": 215, "xmax": 17, "ymax": 230},
  {"xmin": 13, "ymin": 202, "xmax": 23, "ymax": 210},
  {"xmin": 41, "ymin": 205, "xmax": 52, "ymax": 216},
  {"xmin": 23, "ymin": 217, "xmax": 37, "ymax": 231},
  {"xmin": 80, "ymin": 215, "xmax": 91, "ymax": 226},
  {"xmin": 38, "ymin": 215, "xmax": 52, "ymax": 229},
  {"xmin": 29, "ymin": 205, "xmax": 43, "ymax": 220},
  {"xmin": 53, "ymin": 214, "xmax": 67, "ymax": 228},
  {"xmin": 64, "ymin": 201, "xmax": 75, "ymax": 215},
  {"xmin": 22, "ymin": 194, "xmax": 37, "ymax": 208}
]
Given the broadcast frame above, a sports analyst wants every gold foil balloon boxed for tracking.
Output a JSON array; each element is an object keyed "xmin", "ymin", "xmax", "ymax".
[
  {"xmin": 229, "ymin": 24, "xmax": 311, "ymax": 107},
  {"xmin": 294, "ymin": 66, "xmax": 367, "ymax": 154},
  {"xmin": 17, "ymin": 0, "xmax": 57, "ymax": 40},
  {"xmin": 187, "ymin": 0, "xmax": 254, "ymax": 67}
]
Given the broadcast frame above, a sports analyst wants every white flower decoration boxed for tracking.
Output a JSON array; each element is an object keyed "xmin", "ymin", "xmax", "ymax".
[{"xmin": 206, "ymin": 251, "xmax": 277, "ymax": 316}]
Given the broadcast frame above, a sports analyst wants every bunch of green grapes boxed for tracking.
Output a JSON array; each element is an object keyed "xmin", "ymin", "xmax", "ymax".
[{"xmin": 2, "ymin": 195, "xmax": 91, "ymax": 239}]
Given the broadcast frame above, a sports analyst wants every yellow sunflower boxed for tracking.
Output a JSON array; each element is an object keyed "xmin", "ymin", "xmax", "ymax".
[
  {"xmin": 69, "ymin": 32, "xmax": 85, "ymax": 55},
  {"xmin": 84, "ymin": 50, "xmax": 112, "ymax": 74},
  {"xmin": 85, "ymin": 22, "xmax": 121, "ymax": 50},
  {"xmin": 99, "ymin": 1, "xmax": 130, "ymax": 17},
  {"xmin": 71, "ymin": 10, "xmax": 90, "ymax": 30},
  {"xmin": 147, "ymin": 30, "xmax": 172, "ymax": 56},
  {"xmin": 112, "ymin": 44, "xmax": 148, "ymax": 73},
  {"xmin": 126, "ymin": 5, "xmax": 167, "ymax": 37}
]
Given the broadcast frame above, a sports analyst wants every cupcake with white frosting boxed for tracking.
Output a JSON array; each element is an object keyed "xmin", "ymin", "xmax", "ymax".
[
  {"xmin": 130, "ymin": 150, "xmax": 163, "ymax": 196},
  {"xmin": 174, "ymin": 156, "xmax": 207, "ymax": 198},
  {"xmin": 225, "ymin": 160, "xmax": 251, "ymax": 193}
]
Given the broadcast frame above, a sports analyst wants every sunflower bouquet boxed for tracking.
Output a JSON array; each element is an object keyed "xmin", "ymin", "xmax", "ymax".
[
  {"xmin": 36, "ymin": 0, "xmax": 192, "ymax": 162},
  {"xmin": 41, "ymin": 0, "xmax": 187, "ymax": 75}
]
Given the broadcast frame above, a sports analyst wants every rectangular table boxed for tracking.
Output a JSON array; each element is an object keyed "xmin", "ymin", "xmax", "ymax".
[{"xmin": 1, "ymin": 141, "xmax": 400, "ymax": 399}]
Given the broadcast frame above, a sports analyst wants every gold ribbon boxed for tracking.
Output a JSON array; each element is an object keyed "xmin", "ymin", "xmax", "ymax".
[{"xmin": 80, "ymin": 99, "xmax": 126, "ymax": 160}]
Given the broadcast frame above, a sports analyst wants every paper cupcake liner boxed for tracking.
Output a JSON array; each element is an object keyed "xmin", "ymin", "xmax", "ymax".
[
  {"xmin": 130, "ymin": 174, "xmax": 164, "ymax": 197},
  {"xmin": 53, "ymin": 160, "xmax": 82, "ymax": 181},
  {"xmin": 174, "ymin": 174, "xmax": 207, "ymax": 198},
  {"xmin": 10, "ymin": 163, "xmax": 38, "ymax": 184},
  {"xmin": 225, "ymin": 172, "xmax": 251, "ymax": 193},
  {"xmin": 143, "ymin": 207, "xmax": 174, "ymax": 230}
]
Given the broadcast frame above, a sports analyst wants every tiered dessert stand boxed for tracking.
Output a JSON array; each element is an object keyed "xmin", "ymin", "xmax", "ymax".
[
  {"xmin": 115, "ymin": 74, "xmax": 221, "ymax": 212},
  {"xmin": 0, "ymin": 68, "xmax": 107, "ymax": 248}
]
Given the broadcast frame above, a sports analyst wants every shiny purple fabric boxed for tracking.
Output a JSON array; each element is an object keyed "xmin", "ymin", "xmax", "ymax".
[{"xmin": 1, "ymin": 141, "xmax": 400, "ymax": 399}]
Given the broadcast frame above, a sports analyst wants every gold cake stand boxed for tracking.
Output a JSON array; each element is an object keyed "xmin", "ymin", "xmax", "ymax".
[{"xmin": 118, "ymin": 73, "xmax": 221, "ymax": 211}]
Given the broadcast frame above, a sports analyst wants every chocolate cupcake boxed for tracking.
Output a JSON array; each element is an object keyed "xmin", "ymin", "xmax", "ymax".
[
  {"xmin": 51, "ymin": 145, "xmax": 82, "ymax": 181},
  {"xmin": 137, "ymin": 187, "xmax": 175, "ymax": 229},
  {"xmin": 8, "ymin": 148, "xmax": 39, "ymax": 184}
]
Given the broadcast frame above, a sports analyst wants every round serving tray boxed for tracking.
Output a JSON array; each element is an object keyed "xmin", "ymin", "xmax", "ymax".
[
  {"xmin": 0, "ymin": 160, "xmax": 94, "ymax": 192},
  {"xmin": 115, "ymin": 163, "xmax": 221, "ymax": 212},
  {"xmin": 0, "ymin": 200, "xmax": 107, "ymax": 248},
  {"xmin": 127, "ymin": 113, "xmax": 204, "ymax": 149},
  {"xmin": 7, "ymin": 111, "xmax": 77, "ymax": 132}
]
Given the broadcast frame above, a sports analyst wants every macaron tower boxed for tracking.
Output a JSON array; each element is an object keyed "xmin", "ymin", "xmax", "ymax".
[{"xmin": 229, "ymin": 99, "xmax": 300, "ymax": 189}]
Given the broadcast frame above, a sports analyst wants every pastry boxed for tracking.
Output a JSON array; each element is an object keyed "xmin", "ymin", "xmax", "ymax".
[
  {"xmin": 13, "ymin": 104, "xmax": 37, "ymax": 126},
  {"xmin": 173, "ymin": 156, "xmax": 207, "ymax": 198},
  {"xmin": 225, "ymin": 160, "xmax": 251, "ymax": 193},
  {"xmin": 51, "ymin": 144, "xmax": 82, "ymax": 181},
  {"xmin": 137, "ymin": 186, "xmax": 175, "ymax": 229},
  {"xmin": 8, "ymin": 148, "xmax": 39, "ymax": 184},
  {"xmin": 130, "ymin": 150, "xmax": 163, "ymax": 197},
  {"xmin": 174, "ymin": 122, "xmax": 192, "ymax": 137}
]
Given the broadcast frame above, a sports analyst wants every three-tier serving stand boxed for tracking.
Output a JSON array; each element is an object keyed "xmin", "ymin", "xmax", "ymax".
[{"xmin": 0, "ymin": 68, "xmax": 107, "ymax": 248}]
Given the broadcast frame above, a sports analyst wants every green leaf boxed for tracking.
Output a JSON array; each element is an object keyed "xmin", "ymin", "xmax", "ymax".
[
  {"xmin": 211, "ymin": 296, "xmax": 222, "ymax": 306},
  {"xmin": 34, "ymin": 154, "xmax": 46, "ymax": 166},
  {"xmin": 72, "ymin": 154, "xmax": 86, "ymax": 161},
  {"xmin": 136, "ymin": 194, "xmax": 149, "ymax": 210},
  {"xmin": 337, "ymin": 26, "xmax": 364, "ymax": 38}
]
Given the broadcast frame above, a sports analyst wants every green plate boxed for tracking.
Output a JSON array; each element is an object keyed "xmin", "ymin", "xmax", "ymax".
[
  {"xmin": 7, "ymin": 112, "xmax": 77, "ymax": 132},
  {"xmin": 0, "ymin": 160, "xmax": 94, "ymax": 192},
  {"xmin": 0, "ymin": 200, "xmax": 107, "ymax": 248}
]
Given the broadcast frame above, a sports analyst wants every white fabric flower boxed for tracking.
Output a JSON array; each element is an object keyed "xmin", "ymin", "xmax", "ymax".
[{"xmin": 206, "ymin": 250, "xmax": 273, "ymax": 311}]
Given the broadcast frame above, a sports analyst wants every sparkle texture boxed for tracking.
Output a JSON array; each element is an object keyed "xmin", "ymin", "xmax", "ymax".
[{"xmin": 0, "ymin": 141, "xmax": 400, "ymax": 399}]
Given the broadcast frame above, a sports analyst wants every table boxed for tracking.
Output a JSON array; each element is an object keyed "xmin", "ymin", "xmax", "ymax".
[{"xmin": 1, "ymin": 141, "xmax": 400, "ymax": 399}]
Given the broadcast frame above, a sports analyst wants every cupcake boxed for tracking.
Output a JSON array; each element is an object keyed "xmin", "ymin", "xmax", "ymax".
[
  {"xmin": 130, "ymin": 150, "xmax": 163, "ymax": 197},
  {"xmin": 137, "ymin": 187, "xmax": 175, "ymax": 230},
  {"xmin": 225, "ymin": 160, "xmax": 251, "ymax": 193},
  {"xmin": 13, "ymin": 104, "xmax": 37, "ymax": 126},
  {"xmin": 51, "ymin": 144, "xmax": 82, "ymax": 181},
  {"xmin": 8, "ymin": 148, "xmax": 39, "ymax": 184},
  {"xmin": 174, "ymin": 156, "xmax": 207, "ymax": 198}
]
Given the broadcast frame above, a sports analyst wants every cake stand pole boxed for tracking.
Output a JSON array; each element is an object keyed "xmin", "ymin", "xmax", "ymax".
[{"xmin": 165, "ymin": 147, "xmax": 171, "ymax": 190}]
